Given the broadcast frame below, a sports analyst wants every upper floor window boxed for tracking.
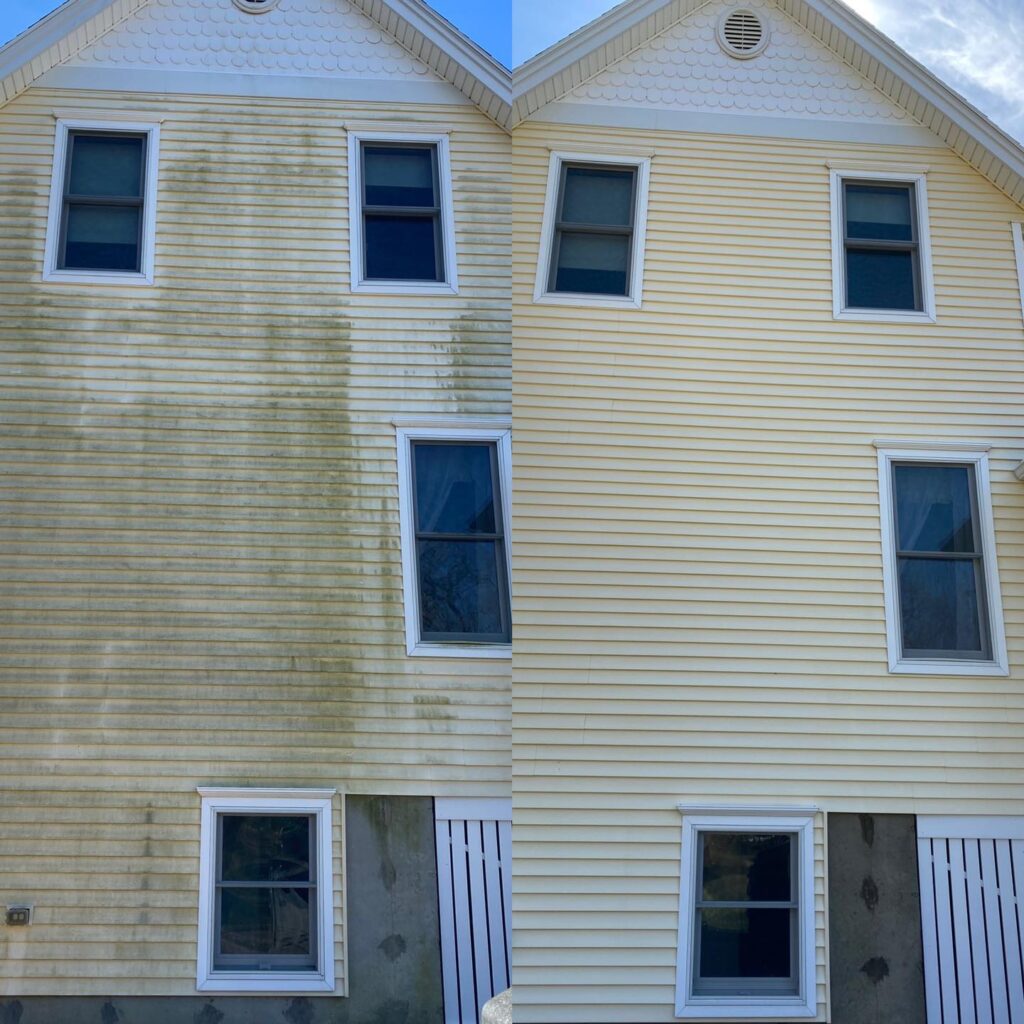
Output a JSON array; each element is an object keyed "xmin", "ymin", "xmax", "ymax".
[
  {"xmin": 676, "ymin": 809, "xmax": 817, "ymax": 1019},
  {"xmin": 44, "ymin": 120, "xmax": 159, "ymax": 285},
  {"xmin": 876, "ymin": 444, "xmax": 1008, "ymax": 675},
  {"xmin": 396, "ymin": 422, "xmax": 511, "ymax": 657},
  {"xmin": 829, "ymin": 169, "xmax": 935, "ymax": 323},
  {"xmin": 534, "ymin": 152, "xmax": 650, "ymax": 309},
  {"xmin": 197, "ymin": 789, "xmax": 336, "ymax": 993},
  {"xmin": 348, "ymin": 131, "xmax": 458, "ymax": 295}
]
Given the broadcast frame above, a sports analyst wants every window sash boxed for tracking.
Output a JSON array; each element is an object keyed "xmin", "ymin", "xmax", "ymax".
[
  {"xmin": 57, "ymin": 130, "xmax": 147, "ymax": 273},
  {"xmin": 360, "ymin": 142, "xmax": 445, "ymax": 283},
  {"xmin": 409, "ymin": 439, "xmax": 511, "ymax": 644},
  {"xmin": 548, "ymin": 161, "xmax": 638, "ymax": 295},
  {"xmin": 691, "ymin": 831, "xmax": 800, "ymax": 997},
  {"xmin": 841, "ymin": 179, "xmax": 922, "ymax": 311},
  {"xmin": 891, "ymin": 460, "xmax": 992, "ymax": 660},
  {"xmin": 213, "ymin": 813, "xmax": 318, "ymax": 972}
]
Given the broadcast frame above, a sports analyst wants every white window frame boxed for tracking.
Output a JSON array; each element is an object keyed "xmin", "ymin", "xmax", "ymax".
[
  {"xmin": 675, "ymin": 807, "xmax": 817, "ymax": 1020},
  {"xmin": 43, "ymin": 118, "xmax": 160, "ymax": 286},
  {"xmin": 533, "ymin": 150, "xmax": 651, "ymax": 310},
  {"xmin": 347, "ymin": 130, "xmax": 458, "ymax": 296},
  {"xmin": 875, "ymin": 442, "xmax": 1008, "ymax": 676},
  {"xmin": 829, "ymin": 168, "xmax": 935, "ymax": 323},
  {"xmin": 196, "ymin": 788, "xmax": 337, "ymax": 994},
  {"xmin": 1012, "ymin": 223, "xmax": 1024, "ymax": 319},
  {"xmin": 394, "ymin": 417, "xmax": 512, "ymax": 659}
]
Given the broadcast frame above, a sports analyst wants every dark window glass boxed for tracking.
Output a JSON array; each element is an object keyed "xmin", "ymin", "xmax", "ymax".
[
  {"xmin": 701, "ymin": 833, "xmax": 792, "ymax": 902},
  {"xmin": 699, "ymin": 908, "xmax": 793, "ymax": 979},
  {"xmin": 214, "ymin": 814, "xmax": 317, "ymax": 972},
  {"xmin": 59, "ymin": 131, "xmax": 146, "ymax": 273},
  {"xmin": 411, "ymin": 441, "xmax": 510, "ymax": 644},
  {"xmin": 892, "ymin": 462, "xmax": 990, "ymax": 660},
  {"xmin": 842, "ymin": 180, "xmax": 921, "ymax": 312},
  {"xmin": 694, "ymin": 831, "xmax": 798, "ymax": 996},
  {"xmin": 549, "ymin": 162, "xmax": 636, "ymax": 297},
  {"xmin": 360, "ymin": 143, "xmax": 444, "ymax": 283}
]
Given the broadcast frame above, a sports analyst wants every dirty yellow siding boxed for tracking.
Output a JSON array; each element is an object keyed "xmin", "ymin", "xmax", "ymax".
[
  {"xmin": 0, "ymin": 88, "xmax": 510, "ymax": 994},
  {"xmin": 511, "ymin": 121, "xmax": 1024, "ymax": 1021}
]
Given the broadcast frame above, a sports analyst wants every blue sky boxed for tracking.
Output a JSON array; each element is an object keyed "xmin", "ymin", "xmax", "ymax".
[{"xmin": 1, "ymin": 0, "xmax": 1022, "ymax": 143}]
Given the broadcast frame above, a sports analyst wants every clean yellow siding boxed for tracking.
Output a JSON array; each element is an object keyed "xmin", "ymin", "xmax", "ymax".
[
  {"xmin": 0, "ymin": 88, "xmax": 510, "ymax": 994},
  {"xmin": 511, "ymin": 121, "xmax": 1024, "ymax": 1021}
]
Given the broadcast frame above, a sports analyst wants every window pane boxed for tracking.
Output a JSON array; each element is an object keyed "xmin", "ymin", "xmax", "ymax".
[
  {"xmin": 898, "ymin": 557, "xmax": 984, "ymax": 655},
  {"xmin": 221, "ymin": 815, "xmax": 311, "ymax": 883},
  {"xmin": 845, "ymin": 183, "xmax": 913, "ymax": 241},
  {"xmin": 554, "ymin": 231, "xmax": 629, "ymax": 295},
  {"xmin": 68, "ymin": 134, "xmax": 144, "ymax": 198},
  {"xmin": 846, "ymin": 248, "xmax": 917, "ymax": 310},
  {"xmin": 219, "ymin": 887, "xmax": 312, "ymax": 957},
  {"xmin": 702, "ymin": 833, "xmax": 791, "ymax": 902},
  {"xmin": 417, "ymin": 539, "xmax": 504, "ymax": 638},
  {"xmin": 894, "ymin": 464, "xmax": 976, "ymax": 553},
  {"xmin": 363, "ymin": 146, "xmax": 436, "ymax": 207},
  {"xmin": 561, "ymin": 166, "xmax": 634, "ymax": 227},
  {"xmin": 414, "ymin": 443, "xmax": 496, "ymax": 535},
  {"xmin": 63, "ymin": 204, "xmax": 140, "ymax": 271},
  {"xmin": 699, "ymin": 908, "xmax": 793, "ymax": 980},
  {"xmin": 364, "ymin": 214, "xmax": 439, "ymax": 281}
]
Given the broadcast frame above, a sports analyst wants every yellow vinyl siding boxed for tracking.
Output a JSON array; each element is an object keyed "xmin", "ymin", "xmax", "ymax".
[
  {"xmin": 511, "ymin": 121, "xmax": 1024, "ymax": 1021},
  {"xmin": 0, "ymin": 88, "xmax": 509, "ymax": 995}
]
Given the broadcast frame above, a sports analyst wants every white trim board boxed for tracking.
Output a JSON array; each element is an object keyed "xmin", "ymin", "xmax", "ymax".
[
  {"xmin": 394, "ymin": 422, "xmax": 513, "ymax": 659},
  {"xmin": 347, "ymin": 130, "xmax": 459, "ymax": 296},
  {"xmin": 196, "ymin": 789, "xmax": 339, "ymax": 994},
  {"xmin": 875, "ymin": 444, "xmax": 1009, "ymax": 677},
  {"xmin": 42, "ymin": 117, "xmax": 160, "ymax": 287},
  {"xmin": 529, "ymin": 101, "xmax": 940, "ymax": 147},
  {"xmin": 918, "ymin": 816, "xmax": 1024, "ymax": 840},
  {"xmin": 435, "ymin": 798, "xmax": 512, "ymax": 822},
  {"xmin": 1013, "ymin": 223, "xmax": 1024, "ymax": 320},
  {"xmin": 674, "ymin": 809, "xmax": 818, "ymax": 1019},
  {"xmin": 533, "ymin": 150, "xmax": 651, "ymax": 310}
]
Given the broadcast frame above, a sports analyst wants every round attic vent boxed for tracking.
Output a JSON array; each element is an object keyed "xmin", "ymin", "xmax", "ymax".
[
  {"xmin": 232, "ymin": 0, "xmax": 280, "ymax": 13},
  {"xmin": 717, "ymin": 8, "xmax": 769, "ymax": 58}
]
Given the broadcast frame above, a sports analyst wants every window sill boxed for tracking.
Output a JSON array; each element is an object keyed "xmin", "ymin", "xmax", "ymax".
[
  {"xmin": 676, "ymin": 996, "xmax": 815, "ymax": 1019},
  {"xmin": 889, "ymin": 656, "xmax": 1009, "ymax": 676},
  {"xmin": 352, "ymin": 280, "xmax": 458, "ymax": 296},
  {"xmin": 534, "ymin": 290, "xmax": 641, "ymax": 310},
  {"xmin": 834, "ymin": 307, "xmax": 934, "ymax": 324},
  {"xmin": 408, "ymin": 641, "xmax": 511, "ymax": 660},
  {"xmin": 197, "ymin": 973, "xmax": 334, "ymax": 994},
  {"xmin": 43, "ymin": 269, "xmax": 154, "ymax": 286}
]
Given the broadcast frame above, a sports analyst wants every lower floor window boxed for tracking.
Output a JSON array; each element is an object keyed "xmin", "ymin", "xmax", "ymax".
[
  {"xmin": 676, "ymin": 809, "xmax": 816, "ymax": 1019},
  {"xmin": 197, "ymin": 789, "xmax": 336, "ymax": 992}
]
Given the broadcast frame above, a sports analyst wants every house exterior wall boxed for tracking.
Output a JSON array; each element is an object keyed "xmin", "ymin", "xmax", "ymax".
[
  {"xmin": 0, "ymin": 86, "xmax": 510, "ymax": 997},
  {"xmin": 511, "ymin": 118, "xmax": 1024, "ymax": 1022}
]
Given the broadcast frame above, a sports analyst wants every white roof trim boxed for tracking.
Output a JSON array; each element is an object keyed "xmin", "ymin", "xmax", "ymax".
[
  {"xmin": 512, "ymin": 0, "xmax": 1024, "ymax": 208},
  {"xmin": 0, "ymin": 0, "xmax": 512, "ymax": 127}
]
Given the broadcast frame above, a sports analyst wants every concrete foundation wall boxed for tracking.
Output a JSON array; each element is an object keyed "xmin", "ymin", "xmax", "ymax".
[
  {"xmin": 828, "ymin": 813, "xmax": 926, "ymax": 1024},
  {"xmin": 0, "ymin": 796, "xmax": 443, "ymax": 1024}
]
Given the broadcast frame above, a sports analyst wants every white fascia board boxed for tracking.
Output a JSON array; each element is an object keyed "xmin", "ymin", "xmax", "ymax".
[{"xmin": 795, "ymin": 0, "xmax": 1024, "ymax": 188}]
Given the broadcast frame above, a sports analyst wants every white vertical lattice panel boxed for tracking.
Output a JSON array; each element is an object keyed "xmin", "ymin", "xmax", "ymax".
[
  {"xmin": 435, "ymin": 798, "xmax": 512, "ymax": 1024},
  {"xmin": 918, "ymin": 817, "xmax": 1024, "ymax": 1024}
]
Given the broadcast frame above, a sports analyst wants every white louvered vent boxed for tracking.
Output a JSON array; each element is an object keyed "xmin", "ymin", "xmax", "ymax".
[
  {"xmin": 232, "ymin": 0, "xmax": 280, "ymax": 13},
  {"xmin": 718, "ymin": 9, "xmax": 769, "ymax": 58}
]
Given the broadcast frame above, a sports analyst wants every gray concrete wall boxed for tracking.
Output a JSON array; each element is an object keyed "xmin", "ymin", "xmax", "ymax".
[
  {"xmin": 0, "ymin": 796, "xmax": 444, "ymax": 1024},
  {"xmin": 828, "ymin": 813, "xmax": 926, "ymax": 1024}
]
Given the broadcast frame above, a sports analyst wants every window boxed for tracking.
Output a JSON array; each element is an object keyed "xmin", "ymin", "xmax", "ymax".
[
  {"xmin": 197, "ymin": 789, "xmax": 336, "ymax": 993},
  {"xmin": 829, "ymin": 168, "xmax": 934, "ymax": 322},
  {"xmin": 44, "ymin": 120, "xmax": 159, "ymax": 284},
  {"xmin": 395, "ymin": 421, "xmax": 512, "ymax": 657},
  {"xmin": 347, "ymin": 131, "xmax": 457, "ymax": 294},
  {"xmin": 676, "ymin": 809, "xmax": 816, "ymax": 1019},
  {"xmin": 876, "ymin": 444, "xmax": 1007, "ymax": 675},
  {"xmin": 534, "ymin": 151, "xmax": 650, "ymax": 308}
]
